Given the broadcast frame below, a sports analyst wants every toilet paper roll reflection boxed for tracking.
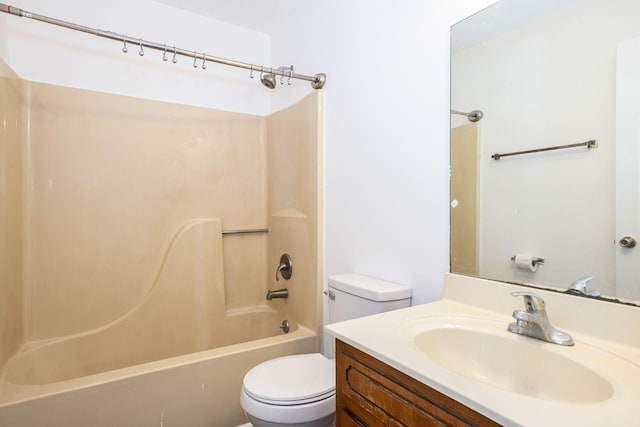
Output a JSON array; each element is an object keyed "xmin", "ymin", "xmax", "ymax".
[{"xmin": 514, "ymin": 254, "xmax": 538, "ymax": 272}]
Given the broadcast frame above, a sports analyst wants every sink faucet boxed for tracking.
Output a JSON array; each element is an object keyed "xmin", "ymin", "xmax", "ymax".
[
  {"xmin": 266, "ymin": 288, "xmax": 289, "ymax": 300},
  {"xmin": 507, "ymin": 291, "xmax": 574, "ymax": 346},
  {"xmin": 567, "ymin": 276, "xmax": 600, "ymax": 297}
]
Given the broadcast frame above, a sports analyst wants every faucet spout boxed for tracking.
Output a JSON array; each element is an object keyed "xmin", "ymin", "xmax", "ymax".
[{"xmin": 266, "ymin": 288, "xmax": 289, "ymax": 300}]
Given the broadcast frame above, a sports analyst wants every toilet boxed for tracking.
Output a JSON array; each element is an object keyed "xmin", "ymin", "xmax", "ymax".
[{"xmin": 240, "ymin": 273, "xmax": 412, "ymax": 427}]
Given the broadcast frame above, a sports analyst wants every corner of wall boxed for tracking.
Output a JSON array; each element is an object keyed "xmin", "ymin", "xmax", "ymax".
[
  {"xmin": 266, "ymin": 92, "xmax": 323, "ymax": 348},
  {"xmin": 0, "ymin": 70, "xmax": 24, "ymax": 373},
  {"xmin": 0, "ymin": 13, "xmax": 7, "ymax": 59}
]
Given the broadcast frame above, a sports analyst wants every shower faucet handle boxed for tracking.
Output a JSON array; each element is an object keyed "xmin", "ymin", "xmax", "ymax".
[{"xmin": 275, "ymin": 253, "xmax": 292, "ymax": 281}]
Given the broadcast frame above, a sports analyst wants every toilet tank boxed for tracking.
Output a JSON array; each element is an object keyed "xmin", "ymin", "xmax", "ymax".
[{"xmin": 327, "ymin": 273, "xmax": 412, "ymax": 324}]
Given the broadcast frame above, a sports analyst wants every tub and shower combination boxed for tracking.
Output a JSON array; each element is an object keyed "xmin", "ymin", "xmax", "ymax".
[{"xmin": 0, "ymin": 40, "xmax": 324, "ymax": 425}]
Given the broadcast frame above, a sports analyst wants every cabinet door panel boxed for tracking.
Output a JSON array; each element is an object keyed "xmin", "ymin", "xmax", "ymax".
[
  {"xmin": 337, "ymin": 407, "xmax": 385, "ymax": 427},
  {"xmin": 336, "ymin": 340, "xmax": 501, "ymax": 427}
]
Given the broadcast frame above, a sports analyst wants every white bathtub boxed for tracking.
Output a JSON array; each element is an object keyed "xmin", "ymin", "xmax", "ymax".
[
  {"xmin": 0, "ymin": 221, "xmax": 317, "ymax": 426},
  {"xmin": 0, "ymin": 320, "xmax": 316, "ymax": 426}
]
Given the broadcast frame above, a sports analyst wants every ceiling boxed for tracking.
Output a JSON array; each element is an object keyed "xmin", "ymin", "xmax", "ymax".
[
  {"xmin": 452, "ymin": 0, "xmax": 575, "ymax": 52},
  {"xmin": 158, "ymin": 0, "xmax": 576, "ymax": 51},
  {"xmin": 153, "ymin": 0, "xmax": 289, "ymax": 34}
]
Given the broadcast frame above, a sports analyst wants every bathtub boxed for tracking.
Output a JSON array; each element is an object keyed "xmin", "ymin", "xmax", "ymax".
[
  {"xmin": 0, "ymin": 317, "xmax": 316, "ymax": 426},
  {"xmin": 0, "ymin": 219, "xmax": 318, "ymax": 426}
]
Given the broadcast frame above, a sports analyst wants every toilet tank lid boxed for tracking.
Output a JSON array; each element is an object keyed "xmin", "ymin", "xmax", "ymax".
[{"xmin": 328, "ymin": 273, "xmax": 412, "ymax": 301}]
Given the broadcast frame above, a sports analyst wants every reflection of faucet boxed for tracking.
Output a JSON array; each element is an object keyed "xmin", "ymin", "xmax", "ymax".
[
  {"xmin": 266, "ymin": 288, "xmax": 289, "ymax": 300},
  {"xmin": 567, "ymin": 276, "xmax": 600, "ymax": 297},
  {"xmin": 275, "ymin": 254, "xmax": 292, "ymax": 281},
  {"xmin": 507, "ymin": 291, "xmax": 574, "ymax": 346}
]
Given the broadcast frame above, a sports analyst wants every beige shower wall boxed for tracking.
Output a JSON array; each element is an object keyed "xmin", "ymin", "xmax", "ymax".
[
  {"xmin": 266, "ymin": 92, "xmax": 324, "ymax": 335},
  {"xmin": 0, "ymin": 65, "xmax": 23, "ymax": 371},
  {"xmin": 24, "ymin": 82, "xmax": 269, "ymax": 340}
]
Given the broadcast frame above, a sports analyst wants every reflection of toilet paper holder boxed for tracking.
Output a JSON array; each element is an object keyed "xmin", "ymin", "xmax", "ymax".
[{"xmin": 510, "ymin": 255, "xmax": 545, "ymax": 266}]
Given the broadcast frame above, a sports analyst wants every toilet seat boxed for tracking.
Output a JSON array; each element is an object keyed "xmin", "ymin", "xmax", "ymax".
[
  {"xmin": 240, "ymin": 388, "xmax": 335, "ymax": 425},
  {"xmin": 242, "ymin": 353, "xmax": 335, "ymax": 405},
  {"xmin": 240, "ymin": 353, "xmax": 336, "ymax": 425}
]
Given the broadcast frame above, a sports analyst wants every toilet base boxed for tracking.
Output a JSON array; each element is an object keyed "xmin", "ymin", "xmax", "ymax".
[{"xmin": 246, "ymin": 412, "xmax": 334, "ymax": 427}]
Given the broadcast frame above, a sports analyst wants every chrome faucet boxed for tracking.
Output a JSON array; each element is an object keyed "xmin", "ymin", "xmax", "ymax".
[
  {"xmin": 507, "ymin": 291, "xmax": 574, "ymax": 346},
  {"xmin": 567, "ymin": 276, "xmax": 600, "ymax": 297},
  {"xmin": 266, "ymin": 288, "xmax": 289, "ymax": 300}
]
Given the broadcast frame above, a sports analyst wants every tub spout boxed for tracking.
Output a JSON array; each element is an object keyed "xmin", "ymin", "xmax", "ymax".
[{"xmin": 266, "ymin": 288, "xmax": 289, "ymax": 300}]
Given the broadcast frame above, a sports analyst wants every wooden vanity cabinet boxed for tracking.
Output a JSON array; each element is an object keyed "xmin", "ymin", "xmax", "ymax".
[{"xmin": 335, "ymin": 339, "xmax": 501, "ymax": 427}]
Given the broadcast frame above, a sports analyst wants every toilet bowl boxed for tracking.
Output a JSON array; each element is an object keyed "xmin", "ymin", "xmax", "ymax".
[
  {"xmin": 240, "ymin": 274, "xmax": 412, "ymax": 427},
  {"xmin": 240, "ymin": 354, "xmax": 336, "ymax": 427}
]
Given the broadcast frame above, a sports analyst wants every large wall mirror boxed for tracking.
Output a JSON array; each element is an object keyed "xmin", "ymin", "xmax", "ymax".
[{"xmin": 450, "ymin": 0, "xmax": 640, "ymax": 306}]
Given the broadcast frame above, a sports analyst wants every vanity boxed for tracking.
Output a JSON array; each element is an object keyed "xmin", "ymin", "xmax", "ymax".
[{"xmin": 325, "ymin": 274, "xmax": 640, "ymax": 426}]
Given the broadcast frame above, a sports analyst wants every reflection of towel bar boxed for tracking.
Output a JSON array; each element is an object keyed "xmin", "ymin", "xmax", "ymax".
[
  {"xmin": 222, "ymin": 228, "xmax": 268, "ymax": 235},
  {"xmin": 492, "ymin": 139, "xmax": 598, "ymax": 160}
]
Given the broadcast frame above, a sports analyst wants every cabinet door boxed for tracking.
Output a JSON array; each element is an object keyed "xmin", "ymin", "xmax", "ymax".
[
  {"xmin": 337, "ymin": 407, "xmax": 383, "ymax": 427},
  {"xmin": 336, "ymin": 340, "xmax": 501, "ymax": 427}
]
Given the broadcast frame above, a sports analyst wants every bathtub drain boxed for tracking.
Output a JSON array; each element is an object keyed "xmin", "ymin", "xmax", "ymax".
[{"xmin": 280, "ymin": 319, "xmax": 290, "ymax": 333}]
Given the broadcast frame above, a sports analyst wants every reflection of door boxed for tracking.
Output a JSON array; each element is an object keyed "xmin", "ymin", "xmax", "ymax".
[
  {"xmin": 615, "ymin": 38, "xmax": 640, "ymax": 300},
  {"xmin": 451, "ymin": 123, "xmax": 478, "ymax": 276}
]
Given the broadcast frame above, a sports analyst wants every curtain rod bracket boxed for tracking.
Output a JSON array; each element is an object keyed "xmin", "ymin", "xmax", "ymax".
[{"xmin": 312, "ymin": 73, "xmax": 326, "ymax": 89}]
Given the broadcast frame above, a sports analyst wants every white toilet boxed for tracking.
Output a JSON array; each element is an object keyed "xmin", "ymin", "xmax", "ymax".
[{"xmin": 240, "ymin": 273, "xmax": 412, "ymax": 427}]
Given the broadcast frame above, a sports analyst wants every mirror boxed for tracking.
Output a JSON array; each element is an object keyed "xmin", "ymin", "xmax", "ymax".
[{"xmin": 450, "ymin": 0, "xmax": 640, "ymax": 306}]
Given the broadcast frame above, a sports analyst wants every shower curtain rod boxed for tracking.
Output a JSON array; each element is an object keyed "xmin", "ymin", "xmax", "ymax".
[{"xmin": 0, "ymin": 3, "xmax": 326, "ymax": 89}]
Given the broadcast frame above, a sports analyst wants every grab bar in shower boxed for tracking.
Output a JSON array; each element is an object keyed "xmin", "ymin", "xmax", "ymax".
[{"xmin": 222, "ymin": 228, "xmax": 269, "ymax": 235}]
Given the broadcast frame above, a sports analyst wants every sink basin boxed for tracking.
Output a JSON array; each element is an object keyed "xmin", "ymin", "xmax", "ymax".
[{"xmin": 406, "ymin": 317, "xmax": 614, "ymax": 403}]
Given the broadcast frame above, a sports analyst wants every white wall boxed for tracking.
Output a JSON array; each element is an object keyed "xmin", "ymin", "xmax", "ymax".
[
  {"xmin": 269, "ymin": 0, "xmax": 496, "ymax": 305},
  {"xmin": 0, "ymin": 13, "xmax": 7, "ymax": 59},
  {"xmin": 3, "ymin": 0, "xmax": 272, "ymax": 115},
  {"xmin": 2, "ymin": 0, "xmax": 496, "ymax": 306}
]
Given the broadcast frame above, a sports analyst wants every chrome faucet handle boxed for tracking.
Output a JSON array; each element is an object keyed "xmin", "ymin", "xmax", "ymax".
[
  {"xmin": 275, "ymin": 253, "xmax": 292, "ymax": 281},
  {"xmin": 571, "ymin": 275, "xmax": 594, "ymax": 287},
  {"xmin": 510, "ymin": 291, "xmax": 547, "ymax": 315},
  {"xmin": 568, "ymin": 276, "xmax": 600, "ymax": 297}
]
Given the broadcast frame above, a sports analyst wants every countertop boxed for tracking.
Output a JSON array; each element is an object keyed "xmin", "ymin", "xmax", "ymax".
[{"xmin": 324, "ymin": 273, "xmax": 640, "ymax": 427}]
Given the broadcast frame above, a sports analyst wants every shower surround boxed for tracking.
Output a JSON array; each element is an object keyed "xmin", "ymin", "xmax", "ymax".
[{"xmin": 0, "ymin": 62, "xmax": 323, "ymax": 426}]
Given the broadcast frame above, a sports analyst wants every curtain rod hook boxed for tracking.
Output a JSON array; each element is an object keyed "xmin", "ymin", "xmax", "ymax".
[
  {"xmin": 250, "ymin": 64, "xmax": 254, "ymax": 79},
  {"xmin": 193, "ymin": 50, "xmax": 198, "ymax": 68},
  {"xmin": 138, "ymin": 38, "xmax": 144, "ymax": 56},
  {"xmin": 202, "ymin": 53, "xmax": 206, "ymax": 70},
  {"xmin": 162, "ymin": 44, "xmax": 168, "ymax": 61},
  {"xmin": 122, "ymin": 36, "xmax": 128, "ymax": 53},
  {"xmin": 172, "ymin": 46, "xmax": 177, "ymax": 64}
]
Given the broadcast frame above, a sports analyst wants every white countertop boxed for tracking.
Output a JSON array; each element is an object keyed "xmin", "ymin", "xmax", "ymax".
[{"xmin": 325, "ymin": 273, "xmax": 640, "ymax": 427}]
